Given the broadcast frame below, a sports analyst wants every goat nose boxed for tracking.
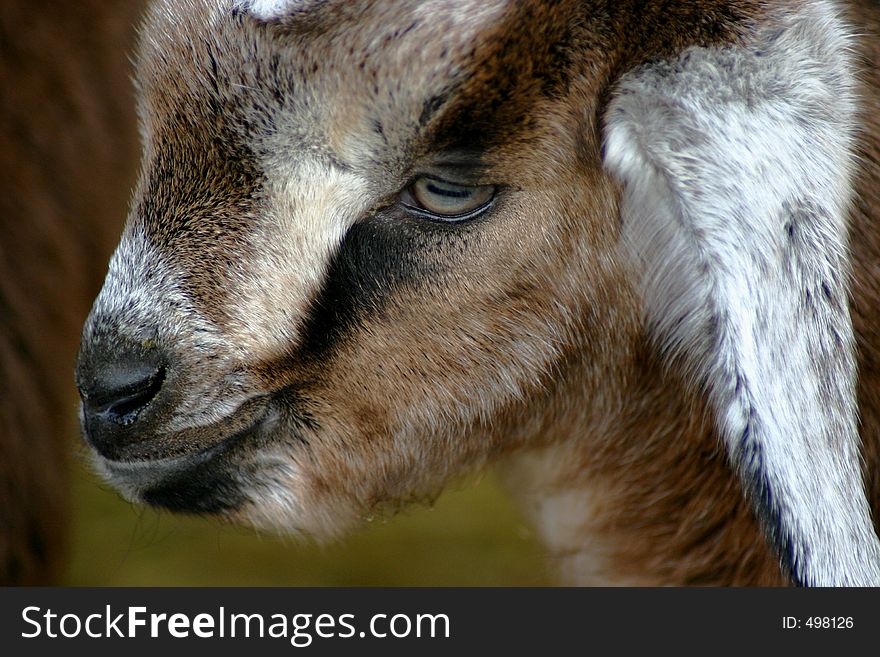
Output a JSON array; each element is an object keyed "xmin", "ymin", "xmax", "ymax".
[
  {"xmin": 81, "ymin": 363, "xmax": 165, "ymax": 426},
  {"xmin": 79, "ymin": 357, "xmax": 165, "ymax": 425}
]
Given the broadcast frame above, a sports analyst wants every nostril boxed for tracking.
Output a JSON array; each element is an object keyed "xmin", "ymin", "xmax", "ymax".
[
  {"xmin": 76, "ymin": 334, "xmax": 170, "ymax": 459},
  {"xmin": 101, "ymin": 365, "xmax": 166, "ymax": 425},
  {"xmin": 80, "ymin": 360, "xmax": 166, "ymax": 426}
]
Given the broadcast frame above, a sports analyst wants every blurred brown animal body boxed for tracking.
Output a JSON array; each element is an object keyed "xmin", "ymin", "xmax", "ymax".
[{"xmin": 0, "ymin": 1, "xmax": 143, "ymax": 584}]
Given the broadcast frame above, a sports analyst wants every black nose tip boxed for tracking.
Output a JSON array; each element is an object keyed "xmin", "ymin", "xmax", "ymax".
[
  {"xmin": 77, "ymin": 344, "xmax": 166, "ymax": 459},
  {"xmin": 80, "ymin": 359, "xmax": 165, "ymax": 425}
]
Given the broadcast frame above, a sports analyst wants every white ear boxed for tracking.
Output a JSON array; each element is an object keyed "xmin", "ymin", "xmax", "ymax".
[{"xmin": 604, "ymin": 3, "xmax": 880, "ymax": 586}]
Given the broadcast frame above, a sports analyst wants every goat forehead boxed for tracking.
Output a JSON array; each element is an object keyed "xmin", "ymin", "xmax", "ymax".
[
  {"xmin": 137, "ymin": 0, "xmax": 516, "ymax": 157},
  {"xmin": 137, "ymin": 0, "xmax": 571, "ymax": 173}
]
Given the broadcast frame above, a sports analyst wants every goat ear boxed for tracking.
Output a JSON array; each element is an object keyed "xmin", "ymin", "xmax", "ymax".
[{"xmin": 603, "ymin": 7, "xmax": 880, "ymax": 585}]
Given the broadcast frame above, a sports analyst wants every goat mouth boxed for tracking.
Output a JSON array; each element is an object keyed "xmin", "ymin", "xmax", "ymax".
[{"xmin": 93, "ymin": 402, "xmax": 274, "ymax": 514}]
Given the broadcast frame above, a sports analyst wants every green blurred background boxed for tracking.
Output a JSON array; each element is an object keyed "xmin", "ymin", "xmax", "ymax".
[{"xmin": 65, "ymin": 456, "xmax": 553, "ymax": 586}]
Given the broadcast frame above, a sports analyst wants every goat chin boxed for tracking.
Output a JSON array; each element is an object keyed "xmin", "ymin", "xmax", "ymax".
[{"xmin": 9, "ymin": 0, "xmax": 880, "ymax": 586}]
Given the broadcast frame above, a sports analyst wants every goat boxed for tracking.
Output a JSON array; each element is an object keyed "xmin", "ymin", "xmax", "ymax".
[
  {"xmin": 0, "ymin": 0, "xmax": 143, "ymax": 584},
  {"xmin": 76, "ymin": 0, "xmax": 880, "ymax": 586}
]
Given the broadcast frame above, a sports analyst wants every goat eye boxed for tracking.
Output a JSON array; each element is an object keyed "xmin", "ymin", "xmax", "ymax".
[{"xmin": 402, "ymin": 177, "xmax": 495, "ymax": 221}]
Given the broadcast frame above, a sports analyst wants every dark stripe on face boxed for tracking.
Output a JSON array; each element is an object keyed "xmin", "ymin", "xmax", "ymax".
[{"xmin": 294, "ymin": 209, "xmax": 480, "ymax": 365}]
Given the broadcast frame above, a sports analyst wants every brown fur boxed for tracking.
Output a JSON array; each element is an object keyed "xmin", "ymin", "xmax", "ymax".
[
  {"xmin": 849, "ymin": 0, "xmax": 880, "ymax": 543},
  {"xmin": 0, "ymin": 1, "xmax": 143, "ymax": 584},
  {"xmin": 73, "ymin": 0, "xmax": 880, "ymax": 586}
]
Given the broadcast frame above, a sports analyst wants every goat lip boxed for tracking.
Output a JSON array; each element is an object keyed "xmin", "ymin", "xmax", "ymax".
[
  {"xmin": 92, "ymin": 395, "xmax": 271, "ymax": 465},
  {"xmin": 93, "ymin": 402, "xmax": 272, "ymax": 508}
]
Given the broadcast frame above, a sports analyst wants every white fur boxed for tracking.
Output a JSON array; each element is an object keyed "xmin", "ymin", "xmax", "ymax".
[
  {"xmin": 411, "ymin": 0, "xmax": 508, "ymax": 29},
  {"xmin": 227, "ymin": 160, "xmax": 371, "ymax": 358},
  {"xmin": 236, "ymin": 0, "xmax": 302, "ymax": 20},
  {"xmin": 604, "ymin": 0, "xmax": 880, "ymax": 585},
  {"xmin": 237, "ymin": 0, "xmax": 508, "ymax": 24},
  {"xmin": 501, "ymin": 444, "xmax": 618, "ymax": 584}
]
